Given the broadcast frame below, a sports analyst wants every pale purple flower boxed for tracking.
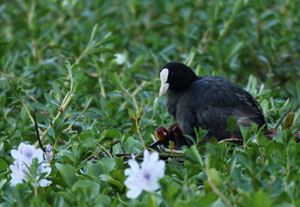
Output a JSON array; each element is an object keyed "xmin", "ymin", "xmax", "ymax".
[
  {"xmin": 9, "ymin": 143, "xmax": 52, "ymax": 187},
  {"xmin": 124, "ymin": 150, "xmax": 165, "ymax": 199},
  {"xmin": 46, "ymin": 144, "xmax": 53, "ymax": 162}
]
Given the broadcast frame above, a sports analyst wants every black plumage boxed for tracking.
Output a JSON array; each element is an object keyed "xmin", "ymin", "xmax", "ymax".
[{"xmin": 159, "ymin": 62, "xmax": 267, "ymax": 145}]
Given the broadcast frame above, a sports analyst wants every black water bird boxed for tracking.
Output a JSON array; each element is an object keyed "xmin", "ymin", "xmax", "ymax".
[{"xmin": 159, "ymin": 62, "xmax": 267, "ymax": 145}]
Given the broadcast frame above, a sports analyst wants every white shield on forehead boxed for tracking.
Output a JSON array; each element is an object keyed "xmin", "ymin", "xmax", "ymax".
[{"xmin": 159, "ymin": 68, "xmax": 170, "ymax": 97}]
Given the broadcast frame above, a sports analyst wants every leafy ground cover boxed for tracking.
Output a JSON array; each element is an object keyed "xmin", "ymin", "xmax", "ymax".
[{"xmin": 0, "ymin": 0, "xmax": 300, "ymax": 206}]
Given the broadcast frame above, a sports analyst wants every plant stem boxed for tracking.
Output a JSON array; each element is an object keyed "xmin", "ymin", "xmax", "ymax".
[{"xmin": 206, "ymin": 154, "xmax": 233, "ymax": 207}]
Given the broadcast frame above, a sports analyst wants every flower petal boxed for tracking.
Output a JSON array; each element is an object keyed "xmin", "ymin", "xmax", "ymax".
[
  {"xmin": 126, "ymin": 187, "xmax": 142, "ymax": 199},
  {"xmin": 39, "ymin": 179, "xmax": 52, "ymax": 187},
  {"xmin": 18, "ymin": 143, "xmax": 27, "ymax": 154},
  {"xmin": 149, "ymin": 151, "xmax": 159, "ymax": 163},
  {"xmin": 11, "ymin": 149, "xmax": 20, "ymax": 160},
  {"xmin": 127, "ymin": 159, "xmax": 140, "ymax": 174}
]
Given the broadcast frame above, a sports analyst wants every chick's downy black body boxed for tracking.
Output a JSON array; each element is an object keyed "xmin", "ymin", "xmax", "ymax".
[{"xmin": 159, "ymin": 62, "xmax": 267, "ymax": 145}]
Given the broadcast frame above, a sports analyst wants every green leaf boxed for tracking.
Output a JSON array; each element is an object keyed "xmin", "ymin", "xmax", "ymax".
[
  {"xmin": 128, "ymin": 56, "xmax": 144, "ymax": 73},
  {"xmin": 204, "ymin": 168, "xmax": 222, "ymax": 193},
  {"xmin": 110, "ymin": 73, "xmax": 123, "ymax": 89},
  {"xmin": 87, "ymin": 161, "xmax": 103, "ymax": 177},
  {"xmin": 97, "ymin": 158, "xmax": 115, "ymax": 174},
  {"xmin": 101, "ymin": 127, "xmax": 122, "ymax": 139},
  {"xmin": 234, "ymin": 153, "xmax": 253, "ymax": 174},
  {"xmin": 208, "ymin": 168, "xmax": 222, "ymax": 187},
  {"xmin": 152, "ymin": 97, "xmax": 159, "ymax": 117},
  {"xmin": 287, "ymin": 142, "xmax": 297, "ymax": 165},
  {"xmin": 186, "ymin": 145, "xmax": 203, "ymax": 166},
  {"xmin": 265, "ymin": 142, "xmax": 285, "ymax": 164},
  {"xmin": 55, "ymin": 163, "xmax": 78, "ymax": 187},
  {"xmin": 72, "ymin": 180, "xmax": 100, "ymax": 198},
  {"xmin": 0, "ymin": 158, "xmax": 8, "ymax": 172},
  {"xmin": 284, "ymin": 112, "xmax": 294, "ymax": 129},
  {"xmin": 249, "ymin": 191, "xmax": 272, "ymax": 207},
  {"xmin": 99, "ymin": 174, "xmax": 123, "ymax": 190},
  {"xmin": 95, "ymin": 194, "xmax": 111, "ymax": 206},
  {"xmin": 160, "ymin": 176, "xmax": 181, "ymax": 204}
]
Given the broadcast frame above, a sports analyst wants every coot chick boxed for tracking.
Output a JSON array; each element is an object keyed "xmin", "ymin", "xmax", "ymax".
[
  {"xmin": 155, "ymin": 124, "xmax": 186, "ymax": 148},
  {"xmin": 159, "ymin": 62, "xmax": 267, "ymax": 145}
]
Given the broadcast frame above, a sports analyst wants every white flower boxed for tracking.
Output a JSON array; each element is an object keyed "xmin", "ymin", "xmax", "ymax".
[
  {"xmin": 10, "ymin": 160, "xmax": 26, "ymax": 186},
  {"xmin": 9, "ymin": 143, "xmax": 52, "ymax": 187},
  {"xmin": 124, "ymin": 150, "xmax": 165, "ymax": 199},
  {"xmin": 114, "ymin": 53, "xmax": 127, "ymax": 65}
]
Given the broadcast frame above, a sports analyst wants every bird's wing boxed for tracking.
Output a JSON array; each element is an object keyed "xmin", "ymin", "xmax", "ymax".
[{"xmin": 176, "ymin": 77, "xmax": 266, "ymax": 139}]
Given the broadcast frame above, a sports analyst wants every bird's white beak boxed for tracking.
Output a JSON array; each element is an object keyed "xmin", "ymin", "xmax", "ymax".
[
  {"xmin": 159, "ymin": 68, "xmax": 169, "ymax": 97},
  {"xmin": 159, "ymin": 83, "xmax": 169, "ymax": 97}
]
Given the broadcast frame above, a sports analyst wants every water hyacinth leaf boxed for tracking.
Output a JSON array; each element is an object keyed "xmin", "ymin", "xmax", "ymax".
[
  {"xmin": 101, "ymin": 128, "xmax": 122, "ymax": 139},
  {"xmin": 99, "ymin": 174, "xmax": 123, "ymax": 190},
  {"xmin": 1, "ymin": 185, "xmax": 23, "ymax": 205},
  {"xmin": 196, "ymin": 192, "xmax": 218, "ymax": 206},
  {"xmin": 110, "ymin": 169, "xmax": 126, "ymax": 184},
  {"xmin": 0, "ymin": 158, "xmax": 8, "ymax": 172},
  {"xmin": 57, "ymin": 191, "xmax": 74, "ymax": 205},
  {"xmin": 94, "ymin": 195, "xmax": 111, "ymax": 206},
  {"xmin": 87, "ymin": 161, "xmax": 103, "ymax": 177},
  {"xmin": 72, "ymin": 180, "xmax": 100, "ymax": 198},
  {"xmin": 249, "ymin": 191, "xmax": 272, "ymax": 207},
  {"xmin": 55, "ymin": 163, "xmax": 78, "ymax": 188},
  {"xmin": 160, "ymin": 177, "xmax": 181, "ymax": 204},
  {"xmin": 144, "ymin": 193, "xmax": 156, "ymax": 207},
  {"xmin": 114, "ymin": 157, "xmax": 125, "ymax": 170},
  {"xmin": 98, "ymin": 157, "xmax": 115, "ymax": 174}
]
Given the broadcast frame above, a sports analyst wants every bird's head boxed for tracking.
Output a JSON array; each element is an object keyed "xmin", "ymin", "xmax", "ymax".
[
  {"xmin": 171, "ymin": 124, "xmax": 182, "ymax": 138},
  {"xmin": 159, "ymin": 62, "xmax": 197, "ymax": 97},
  {"xmin": 155, "ymin": 126, "xmax": 170, "ymax": 142}
]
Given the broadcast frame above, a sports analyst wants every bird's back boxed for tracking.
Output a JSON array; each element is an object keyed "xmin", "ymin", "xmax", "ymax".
[{"xmin": 167, "ymin": 76, "xmax": 266, "ymax": 140}]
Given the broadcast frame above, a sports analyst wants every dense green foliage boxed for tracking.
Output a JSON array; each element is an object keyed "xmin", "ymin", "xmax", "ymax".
[{"xmin": 1, "ymin": 0, "xmax": 300, "ymax": 206}]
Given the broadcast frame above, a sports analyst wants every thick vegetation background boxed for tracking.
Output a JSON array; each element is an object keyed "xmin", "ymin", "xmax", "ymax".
[{"xmin": 1, "ymin": 0, "xmax": 300, "ymax": 206}]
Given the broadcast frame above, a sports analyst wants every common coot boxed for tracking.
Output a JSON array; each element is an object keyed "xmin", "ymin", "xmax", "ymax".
[{"xmin": 159, "ymin": 62, "xmax": 267, "ymax": 145}]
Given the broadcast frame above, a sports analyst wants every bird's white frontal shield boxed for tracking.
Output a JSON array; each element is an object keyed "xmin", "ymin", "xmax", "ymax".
[{"xmin": 159, "ymin": 68, "xmax": 169, "ymax": 97}]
